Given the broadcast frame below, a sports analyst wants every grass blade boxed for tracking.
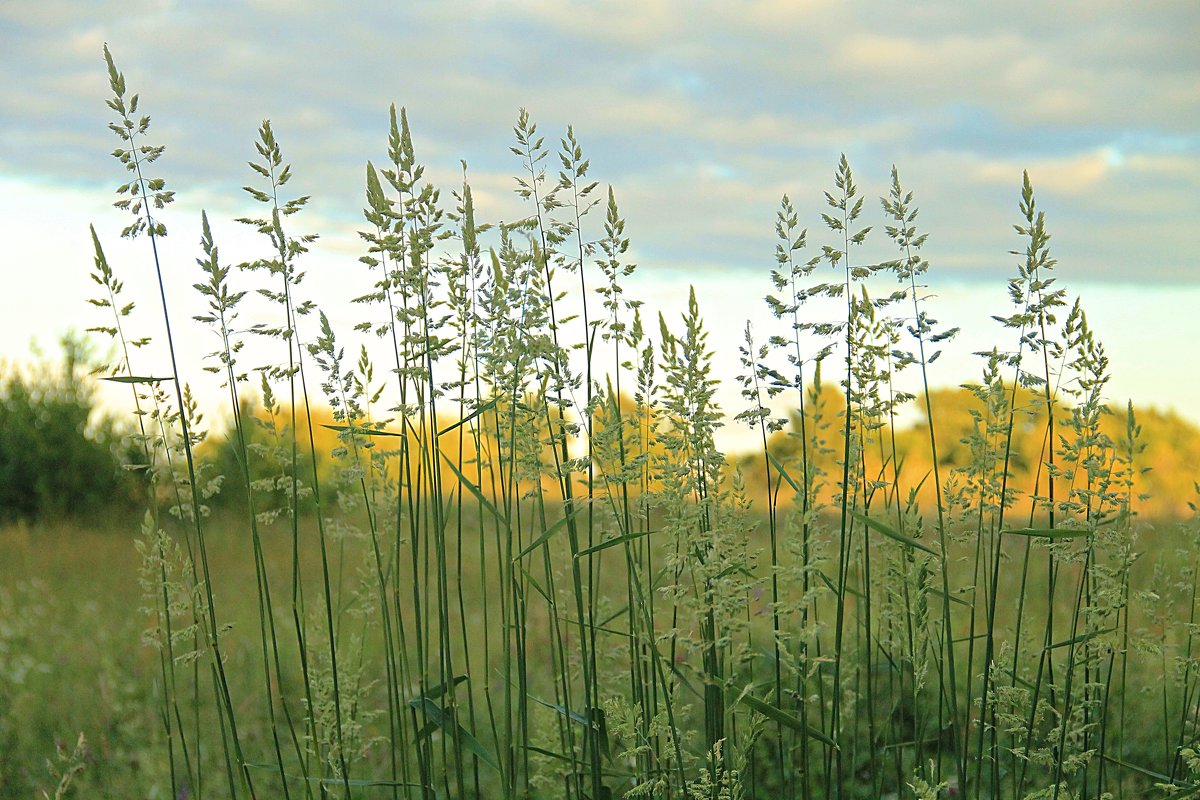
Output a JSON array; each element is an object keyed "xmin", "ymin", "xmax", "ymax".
[
  {"xmin": 409, "ymin": 697, "xmax": 499, "ymax": 773},
  {"xmin": 738, "ymin": 692, "xmax": 838, "ymax": 749},
  {"xmin": 850, "ymin": 510, "xmax": 940, "ymax": 558},
  {"xmin": 573, "ymin": 529, "xmax": 658, "ymax": 559},
  {"xmin": 514, "ymin": 501, "xmax": 592, "ymax": 560},
  {"xmin": 320, "ymin": 424, "xmax": 403, "ymax": 437},
  {"xmin": 1004, "ymin": 527, "xmax": 1092, "ymax": 539},
  {"xmin": 437, "ymin": 397, "xmax": 499, "ymax": 437}
]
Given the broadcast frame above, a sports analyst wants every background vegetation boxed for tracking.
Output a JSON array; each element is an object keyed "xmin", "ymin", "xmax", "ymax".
[{"xmin": 0, "ymin": 336, "xmax": 138, "ymax": 523}]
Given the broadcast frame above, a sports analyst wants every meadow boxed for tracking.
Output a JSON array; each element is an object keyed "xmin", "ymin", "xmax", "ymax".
[{"xmin": 4, "ymin": 45, "xmax": 1200, "ymax": 799}]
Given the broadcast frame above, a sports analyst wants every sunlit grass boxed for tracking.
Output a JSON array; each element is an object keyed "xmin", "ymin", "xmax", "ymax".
[{"xmin": 9, "ymin": 44, "xmax": 1200, "ymax": 800}]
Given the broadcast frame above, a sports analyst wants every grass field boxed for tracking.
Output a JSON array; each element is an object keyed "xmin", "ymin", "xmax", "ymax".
[
  {"xmin": 1, "ymin": 508, "xmax": 1196, "ymax": 799},
  {"xmin": 5, "ymin": 44, "xmax": 1200, "ymax": 800}
]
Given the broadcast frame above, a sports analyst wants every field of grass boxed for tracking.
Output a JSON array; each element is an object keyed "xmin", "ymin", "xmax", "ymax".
[
  {"xmin": 2, "ymin": 508, "xmax": 1196, "ymax": 799},
  {"xmin": 5, "ymin": 45, "xmax": 1200, "ymax": 800}
]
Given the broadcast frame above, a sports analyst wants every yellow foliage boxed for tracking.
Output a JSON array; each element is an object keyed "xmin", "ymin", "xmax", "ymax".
[{"xmin": 733, "ymin": 384, "xmax": 1200, "ymax": 521}]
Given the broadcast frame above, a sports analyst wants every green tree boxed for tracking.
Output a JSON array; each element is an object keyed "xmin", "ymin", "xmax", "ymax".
[{"xmin": 0, "ymin": 336, "xmax": 134, "ymax": 521}]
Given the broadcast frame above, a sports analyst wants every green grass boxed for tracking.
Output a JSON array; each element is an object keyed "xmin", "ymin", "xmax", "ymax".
[
  {"xmin": 0, "ymin": 510, "xmax": 1188, "ymax": 798},
  {"xmin": 7, "ymin": 43, "xmax": 1200, "ymax": 800}
]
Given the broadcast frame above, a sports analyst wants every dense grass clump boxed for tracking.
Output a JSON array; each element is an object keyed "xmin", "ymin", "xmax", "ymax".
[{"xmin": 41, "ymin": 45, "xmax": 1200, "ymax": 799}]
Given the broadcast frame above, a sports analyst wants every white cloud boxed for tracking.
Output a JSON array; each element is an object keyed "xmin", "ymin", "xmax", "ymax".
[{"xmin": 1, "ymin": 0, "xmax": 1197, "ymax": 378}]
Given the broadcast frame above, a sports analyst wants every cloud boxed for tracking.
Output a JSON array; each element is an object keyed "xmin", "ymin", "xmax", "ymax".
[
  {"xmin": 0, "ymin": 0, "xmax": 1196, "ymax": 291},
  {"xmin": 972, "ymin": 150, "xmax": 1115, "ymax": 194}
]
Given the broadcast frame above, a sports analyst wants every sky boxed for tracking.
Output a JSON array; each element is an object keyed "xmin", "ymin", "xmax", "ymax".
[{"xmin": 1, "ymin": 1, "xmax": 1197, "ymax": 450}]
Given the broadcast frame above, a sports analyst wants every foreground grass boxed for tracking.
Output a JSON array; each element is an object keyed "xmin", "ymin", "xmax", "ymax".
[
  {"xmin": 0, "ymin": 518, "xmax": 167, "ymax": 797},
  {"xmin": 16, "ymin": 44, "xmax": 1200, "ymax": 800},
  {"xmin": 0, "ymin": 511, "xmax": 1191, "ymax": 799}
]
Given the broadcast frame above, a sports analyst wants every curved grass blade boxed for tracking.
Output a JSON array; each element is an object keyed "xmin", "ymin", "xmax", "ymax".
[
  {"xmin": 440, "ymin": 450, "xmax": 509, "ymax": 532},
  {"xmin": 1003, "ymin": 527, "xmax": 1091, "ymax": 539},
  {"xmin": 574, "ymin": 529, "xmax": 658, "ymax": 559},
  {"xmin": 850, "ymin": 509, "xmax": 940, "ymax": 558},
  {"xmin": 515, "ymin": 501, "xmax": 592, "ymax": 560},
  {"xmin": 932, "ymin": 588, "xmax": 972, "ymax": 608},
  {"xmin": 409, "ymin": 697, "xmax": 499, "ymax": 773},
  {"xmin": 738, "ymin": 692, "xmax": 838, "ymax": 750},
  {"xmin": 423, "ymin": 674, "xmax": 469, "ymax": 700},
  {"xmin": 1101, "ymin": 753, "xmax": 1196, "ymax": 790},
  {"xmin": 321, "ymin": 424, "xmax": 403, "ymax": 437},
  {"xmin": 766, "ymin": 450, "xmax": 803, "ymax": 495},
  {"xmin": 1045, "ymin": 626, "xmax": 1116, "ymax": 651},
  {"xmin": 525, "ymin": 691, "xmax": 588, "ymax": 727},
  {"xmin": 437, "ymin": 397, "xmax": 499, "ymax": 437}
]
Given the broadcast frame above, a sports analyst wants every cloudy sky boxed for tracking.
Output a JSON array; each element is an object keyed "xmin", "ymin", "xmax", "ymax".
[{"xmin": 1, "ymin": 1, "xmax": 1197, "ymax": 446}]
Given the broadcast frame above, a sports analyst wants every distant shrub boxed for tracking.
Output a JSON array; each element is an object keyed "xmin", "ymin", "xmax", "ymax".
[{"xmin": 0, "ymin": 337, "xmax": 135, "ymax": 522}]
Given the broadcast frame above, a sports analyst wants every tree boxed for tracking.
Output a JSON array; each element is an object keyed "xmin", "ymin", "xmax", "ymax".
[{"xmin": 0, "ymin": 336, "xmax": 134, "ymax": 522}]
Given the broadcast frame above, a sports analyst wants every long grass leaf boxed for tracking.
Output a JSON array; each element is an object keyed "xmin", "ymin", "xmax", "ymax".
[
  {"xmin": 409, "ymin": 697, "xmax": 499, "ymax": 772},
  {"xmin": 1003, "ymin": 527, "xmax": 1091, "ymax": 539},
  {"xmin": 514, "ymin": 501, "xmax": 591, "ymax": 560},
  {"xmin": 437, "ymin": 397, "xmax": 499, "ymax": 437},
  {"xmin": 850, "ymin": 509, "xmax": 940, "ymax": 557},
  {"xmin": 738, "ymin": 693, "xmax": 838, "ymax": 749},
  {"xmin": 440, "ymin": 450, "xmax": 509, "ymax": 532},
  {"xmin": 321, "ymin": 424, "xmax": 403, "ymax": 437},
  {"xmin": 574, "ymin": 529, "xmax": 658, "ymax": 559},
  {"xmin": 1045, "ymin": 626, "xmax": 1117, "ymax": 651},
  {"xmin": 1101, "ymin": 753, "xmax": 1195, "ymax": 788},
  {"xmin": 766, "ymin": 450, "xmax": 803, "ymax": 495}
]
